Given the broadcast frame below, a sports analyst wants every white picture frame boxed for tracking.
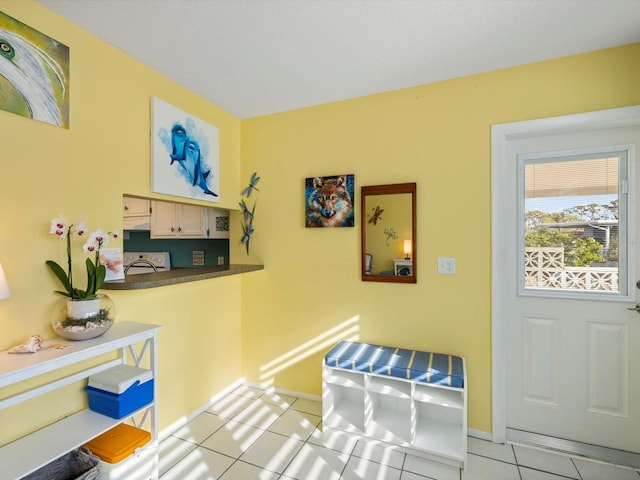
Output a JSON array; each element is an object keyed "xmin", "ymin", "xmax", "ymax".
[{"xmin": 151, "ymin": 97, "xmax": 220, "ymax": 202}]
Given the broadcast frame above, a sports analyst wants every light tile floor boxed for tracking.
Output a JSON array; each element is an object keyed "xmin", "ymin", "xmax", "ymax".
[{"xmin": 159, "ymin": 385, "xmax": 640, "ymax": 480}]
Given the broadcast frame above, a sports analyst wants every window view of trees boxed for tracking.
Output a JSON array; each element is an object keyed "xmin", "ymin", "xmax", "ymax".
[
  {"xmin": 525, "ymin": 199, "xmax": 619, "ymax": 267},
  {"xmin": 523, "ymin": 154, "xmax": 623, "ymax": 292}
]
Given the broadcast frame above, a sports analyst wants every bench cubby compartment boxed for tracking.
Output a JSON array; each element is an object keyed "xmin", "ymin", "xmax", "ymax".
[
  {"xmin": 322, "ymin": 368, "xmax": 365, "ymax": 432},
  {"xmin": 413, "ymin": 392, "xmax": 465, "ymax": 462},
  {"xmin": 322, "ymin": 341, "xmax": 467, "ymax": 470},
  {"xmin": 365, "ymin": 376, "xmax": 412, "ymax": 445}
]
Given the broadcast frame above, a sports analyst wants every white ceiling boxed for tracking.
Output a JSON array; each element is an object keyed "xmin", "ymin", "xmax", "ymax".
[{"xmin": 37, "ymin": 0, "xmax": 640, "ymax": 119}]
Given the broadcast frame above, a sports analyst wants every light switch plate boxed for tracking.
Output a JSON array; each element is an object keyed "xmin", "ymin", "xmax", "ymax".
[{"xmin": 437, "ymin": 257, "xmax": 456, "ymax": 274}]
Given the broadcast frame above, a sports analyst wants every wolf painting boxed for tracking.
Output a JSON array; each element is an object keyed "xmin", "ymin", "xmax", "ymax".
[{"xmin": 305, "ymin": 175, "xmax": 355, "ymax": 228}]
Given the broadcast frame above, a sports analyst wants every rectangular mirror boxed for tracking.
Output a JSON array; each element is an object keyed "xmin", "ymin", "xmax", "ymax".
[{"xmin": 361, "ymin": 183, "xmax": 416, "ymax": 283}]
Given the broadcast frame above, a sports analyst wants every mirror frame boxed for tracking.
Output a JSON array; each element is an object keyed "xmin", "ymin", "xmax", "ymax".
[{"xmin": 361, "ymin": 182, "xmax": 417, "ymax": 283}]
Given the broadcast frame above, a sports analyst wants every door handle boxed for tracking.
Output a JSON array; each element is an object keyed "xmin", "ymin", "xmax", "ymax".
[{"xmin": 628, "ymin": 281, "xmax": 640, "ymax": 312}]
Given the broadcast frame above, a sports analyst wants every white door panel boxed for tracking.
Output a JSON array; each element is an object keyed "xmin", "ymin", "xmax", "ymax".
[
  {"xmin": 587, "ymin": 319, "xmax": 629, "ymax": 417},
  {"xmin": 493, "ymin": 108, "xmax": 640, "ymax": 454},
  {"xmin": 521, "ymin": 315, "xmax": 560, "ymax": 407}
]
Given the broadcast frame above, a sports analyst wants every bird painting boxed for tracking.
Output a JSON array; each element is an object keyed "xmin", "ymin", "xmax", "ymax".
[{"xmin": 0, "ymin": 13, "xmax": 69, "ymax": 128}]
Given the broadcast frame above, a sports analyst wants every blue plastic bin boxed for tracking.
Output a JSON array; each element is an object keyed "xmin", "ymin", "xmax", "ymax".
[{"xmin": 85, "ymin": 378, "xmax": 154, "ymax": 419}]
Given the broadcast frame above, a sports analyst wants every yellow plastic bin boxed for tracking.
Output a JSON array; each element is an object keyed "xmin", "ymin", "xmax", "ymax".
[{"xmin": 84, "ymin": 424, "xmax": 155, "ymax": 480}]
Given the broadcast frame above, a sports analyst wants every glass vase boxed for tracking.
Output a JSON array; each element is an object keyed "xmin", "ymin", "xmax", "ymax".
[{"xmin": 51, "ymin": 293, "xmax": 115, "ymax": 341}]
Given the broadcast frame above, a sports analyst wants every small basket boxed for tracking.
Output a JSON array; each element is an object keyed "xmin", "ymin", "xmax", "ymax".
[{"xmin": 21, "ymin": 447, "xmax": 101, "ymax": 480}]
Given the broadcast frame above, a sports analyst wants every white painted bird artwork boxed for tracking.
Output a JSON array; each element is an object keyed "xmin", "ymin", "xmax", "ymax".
[{"xmin": 0, "ymin": 12, "xmax": 69, "ymax": 128}]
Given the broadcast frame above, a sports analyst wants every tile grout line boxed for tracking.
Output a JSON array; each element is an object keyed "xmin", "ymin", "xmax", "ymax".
[
  {"xmin": 173, "ymin": 389, "xmax": 640, "ymax": 480},
  {"xmin": 337, "ymin": 437, "xmax": 360, "ymax": 479},
  {"xmin": 570, "ymin": 457, "xmax": 585, "ymax": 480},
  {"xmin": 512, "ymin": 443, "xmax": 524, "ymax": 480},
  {"xmin": 236, "ymin": 392, "xmax": 317, "ymax": 480},
  {"xmin": 197, "ymin": 389, "xmax": 292, "ymax": 479}
]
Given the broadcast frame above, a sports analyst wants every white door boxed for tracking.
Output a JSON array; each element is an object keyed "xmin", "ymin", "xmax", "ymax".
[{"xmin": 492, "ymin": 107, "xmax": 640, "ymax": 456}]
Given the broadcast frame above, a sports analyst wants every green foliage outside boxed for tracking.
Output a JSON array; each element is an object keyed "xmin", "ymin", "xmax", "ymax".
[
  {"xmin": 525, "ymin": 228, "xmax": 605, "ymax": 266},
  {"xmin": 525, "ymin": 198, "xmax": 618, "ymax": 267}
]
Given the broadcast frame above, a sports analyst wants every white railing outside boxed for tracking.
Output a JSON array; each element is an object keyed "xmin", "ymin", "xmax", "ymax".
[{"xmin": 524, "ymin": 247, "xmax": 619, "ymax": 291}]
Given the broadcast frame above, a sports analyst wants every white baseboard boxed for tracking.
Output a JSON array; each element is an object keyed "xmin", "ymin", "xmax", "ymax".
[
  {"xmin": 158, "ymin": 378, "xmax": 245, "ymax": 441},
  {"xmin": 159, "ymin": 379, "xmax": 322, "ymax": 440},
  {"xmin": 468, "ymin": 428, "xmax": 493, "ymax": 442},
  {"xmin": 243, "ymin": 380, "xmax": 322, "ymax": 402}
]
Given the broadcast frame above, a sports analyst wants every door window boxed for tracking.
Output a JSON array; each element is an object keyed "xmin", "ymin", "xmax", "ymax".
[{"xmin": 518, "ymin": 148, "xmax": 630, "ymax": 298}]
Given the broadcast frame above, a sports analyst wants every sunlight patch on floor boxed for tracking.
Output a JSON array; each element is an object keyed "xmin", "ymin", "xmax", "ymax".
[{"xmin": 161, "ymin": 448, "xmax": 215, "ymax": 480}]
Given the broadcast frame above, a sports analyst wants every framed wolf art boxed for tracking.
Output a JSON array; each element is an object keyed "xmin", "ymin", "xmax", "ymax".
[{"xmin": 305, "ymin": 174, "xmax": 355, "ymax": 228}]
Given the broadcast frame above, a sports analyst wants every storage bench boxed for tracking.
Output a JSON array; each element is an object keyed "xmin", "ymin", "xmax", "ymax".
[{"xmin": 322, "ymin": 341, "xmax": 467, "ymax": 469}]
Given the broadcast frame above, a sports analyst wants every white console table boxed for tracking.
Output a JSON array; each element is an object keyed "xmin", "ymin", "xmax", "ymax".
[
  {"xmin": 393, "ymin": 259, "xmax": 413, "ymax": 276},
  {"xmin": 0, "ymin": 321, "xmax": 161, "ymax": 480},
  {"xmin": 323, "ymin": 341, "xmax": 467, "ymax": 470}
]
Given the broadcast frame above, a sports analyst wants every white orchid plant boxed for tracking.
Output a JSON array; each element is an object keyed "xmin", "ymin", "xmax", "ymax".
[{"xmin": 46, "ymin": 215, "xmax": 119, "ymax": 300}]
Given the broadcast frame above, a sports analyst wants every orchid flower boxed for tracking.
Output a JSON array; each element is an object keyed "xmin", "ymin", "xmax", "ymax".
[
  {"xmin": 46, "ymin": 216, "xmax": 118, "ymax": 300},
  {"xmin": 50, "ymin": 215, "xmax": 69, "ymax": 237}
]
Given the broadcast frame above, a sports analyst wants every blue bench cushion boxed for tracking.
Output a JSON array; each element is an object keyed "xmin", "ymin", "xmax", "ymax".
[{"xmin": 325, "ymin": 341, "xmax": 464, "ymax": 388}]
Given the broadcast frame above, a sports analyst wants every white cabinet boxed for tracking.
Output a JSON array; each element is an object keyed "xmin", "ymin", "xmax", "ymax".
[
  {"xmin": 123, "ymin": 197, "xmax": 151, "ymax": 217},
  {"xmin": 323, "ymin": 361, "xmax": 467, "ymax": 469},
  {"xmin": 0, "ymin": 322, "xmax": 161, "ymax": 480},
  {"xmin": 123, "ymin": 196, "xmax": 151, "ymax": 231},
  {"xmin": 207, "ymin": 208, "xmax": 230, "ymax": 239},
  {"xmin": 150, "ymin": 200, "xmax": 207, "ymax": 238}
]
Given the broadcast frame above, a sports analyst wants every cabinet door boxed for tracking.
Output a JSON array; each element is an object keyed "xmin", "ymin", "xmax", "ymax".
[
  {"xmin": 150, "ymin": 201, "xmax": 179, "ymax": 238},
  {"xmin": 123, "ymin": 197, "xmax": 150, "ymax": 217},
  {"xmin": 207, "ymin": 208, "xmax": 230, "ymax": 239},
  {"xmin": 178, "ymin": 204, "xmax": 208, "ymax": 238}
]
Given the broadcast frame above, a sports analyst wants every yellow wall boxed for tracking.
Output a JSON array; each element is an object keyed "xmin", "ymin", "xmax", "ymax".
[
  {"xmin": 1, "ymin": 0, "xmax": 639, "ymax": 443},
  {"xmin": 0, "ymin": 1, "xmax": 244, "ymax": 445},
  {"xmin": 240, "ymin": 42, "xmax": 640, "ymax": 433}
]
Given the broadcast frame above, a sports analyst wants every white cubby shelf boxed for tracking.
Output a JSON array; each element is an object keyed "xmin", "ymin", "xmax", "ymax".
[{"xmin": 322, "ymin": 342, "xmax": 467, "ymax": 470}]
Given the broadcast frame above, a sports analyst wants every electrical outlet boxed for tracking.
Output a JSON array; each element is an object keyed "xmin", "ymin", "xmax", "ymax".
[
  {"xmin": 437, "ymin": 257, "xmax": 456, "ymax": 274},
  {"xmin": 217, "ymin": 256, "xmax": 225, "ymax": 265}
]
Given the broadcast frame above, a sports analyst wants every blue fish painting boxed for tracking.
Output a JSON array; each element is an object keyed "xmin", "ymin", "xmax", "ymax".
[
  {"xmin": 152, "ymin": 97, "xmax": 220, "ymax": 202},
  {"xmin": 169, "ymin": 124, "xmax": 217, "ymax": 197}
]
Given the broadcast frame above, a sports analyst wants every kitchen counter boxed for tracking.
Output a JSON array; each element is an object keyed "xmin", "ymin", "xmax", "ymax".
[{"xmin": 102, "ymin": 264, "xmax": 264, "ymax": 290}]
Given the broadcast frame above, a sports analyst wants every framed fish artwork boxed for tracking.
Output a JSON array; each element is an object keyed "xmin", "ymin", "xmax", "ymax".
[
  {"xmin": 0, "ymin": 11, "xmax": 69, "ymax": 128},
  {"xmin": 151, "ymin": 97, "xmax": 220, "ymax": 202}
]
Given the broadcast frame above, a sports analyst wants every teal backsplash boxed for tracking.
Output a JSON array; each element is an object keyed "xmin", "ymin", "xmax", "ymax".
[{"xmin": 124, "ymin": 231, "xmax": 229, "ymax": 267}]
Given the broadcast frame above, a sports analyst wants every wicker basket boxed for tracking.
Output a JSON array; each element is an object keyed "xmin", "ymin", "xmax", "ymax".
[{"xmin": 21, "ymin": 447, "xmax": 101, "ymax": 480}]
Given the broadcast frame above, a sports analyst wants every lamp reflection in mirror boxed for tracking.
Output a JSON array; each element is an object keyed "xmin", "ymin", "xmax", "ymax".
[
  {"xmin": 404, "ymin": 240, "xmax": 412, "ymax": 260},
  {"xmin": 0, "ymin": 262, "xmax": 10, "ymax": 300}
]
